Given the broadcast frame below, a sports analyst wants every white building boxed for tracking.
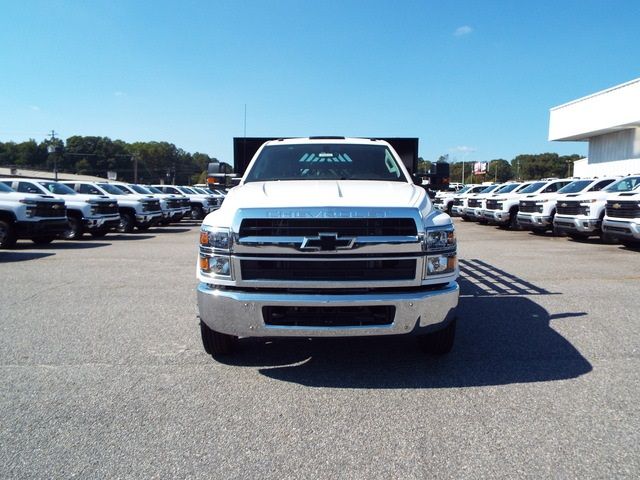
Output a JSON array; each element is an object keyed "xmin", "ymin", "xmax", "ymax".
[{"xmin": 549, "ymin": 78, "xmax": 640, "ymax": 177}]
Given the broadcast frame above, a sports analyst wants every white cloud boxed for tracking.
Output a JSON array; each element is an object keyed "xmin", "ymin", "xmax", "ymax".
[
  {"xmin": 450, "ymin": 146, "xmax": 476, "ymax": 153},
  {"xmin": 454, "ymin": 25, "xmax": 473, "ymax": 37}
]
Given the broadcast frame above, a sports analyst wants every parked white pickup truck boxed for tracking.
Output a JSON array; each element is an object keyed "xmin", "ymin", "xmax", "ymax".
[
  {"xmin": 601, "ymin": 175, "xmax": 640, "ymax": 246},
  {"xmin": 197, "ymin": 137, "xmax": 459, "ymax": 357},
  {"xmin": 553, "ymin": 176, "xmax": 633, "ymax": 241},
  {"xmin": 463, "ymin": 184, "xmax": 501, "ymax": 222},
  {"xmin": 450, "ymin": 185, "xmax": 485, "ymax": 218},
  {"xmin": 433, "ymin": 185, "xmax": 472, "ymax": 215}
]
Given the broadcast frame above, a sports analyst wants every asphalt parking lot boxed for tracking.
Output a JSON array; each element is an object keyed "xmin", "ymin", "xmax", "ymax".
[{"xmin": 1, "ymin": 219, "xmax": 639, "ymax": 479}]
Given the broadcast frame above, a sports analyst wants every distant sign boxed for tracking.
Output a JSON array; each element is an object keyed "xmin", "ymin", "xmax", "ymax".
[
  {"xmin": 107, "ymin": 171, "xmax": 117, "ymax": 180},
  {"xmin": 473, "ymin": 162, "xmax": 488, "ymax": 175}
]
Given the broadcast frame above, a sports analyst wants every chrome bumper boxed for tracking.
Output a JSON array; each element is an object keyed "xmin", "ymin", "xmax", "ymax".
[
  {"xmin": 553, "ymin": 215, "xmax": 600, "ymax": 234},
  {"xmin": 483, "ymin": 210, "xmax": 509, "ymax": 224},
  {"xmin": 602, "ymin": 219, "xmax": 640, "ymax": 240},
  {"xmin": 197, "ymin": 282, "xmax": 459, "ymax": 337},
  {"xmin": 517, "ymin": 212, "xmax": 552, "ymax": 229}
]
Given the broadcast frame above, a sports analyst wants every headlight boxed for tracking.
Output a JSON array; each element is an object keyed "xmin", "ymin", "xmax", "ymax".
[
  {"xmin": 425, "ymin": 254, "xmax": 457, "ymax": 276},
  {"xmin": 19, "ymin": 199, "xmax": 38, "ymax": 205},
  {"xmin": 423, "ymin": 227, "xmax": 456, "ymax": 252},
  {"xmin": 199, "ymin": 254, "xmax": 231, "ymax": 276},
  {"xmin": 200, "ymin": 226, "xmax": 232, "ymax": 251}
]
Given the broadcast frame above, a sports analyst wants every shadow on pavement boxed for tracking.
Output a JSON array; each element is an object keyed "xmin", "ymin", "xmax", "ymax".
[
  {"xmin": 219, "ymin": 259, "xmax": 592, "ymax": 389},
  {"xmin": 101, "ymin": 234, "xmax": 155, "ymax": 241},
  {"xmin": 13, "ymin": 241, "xmax": 111, "ymax": 250},
  {"xmin": 0, "ymin": 251, "xmax": 56, "ymax": 262},
  {"xmin": 151, "ymin": 227, "xmax": 192, "ymax": 234}
]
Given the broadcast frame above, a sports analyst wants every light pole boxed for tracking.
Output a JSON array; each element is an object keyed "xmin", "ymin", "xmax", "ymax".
[{"xmin": 47, "ymin": 144, "xmax": 58, "ymax": 181}]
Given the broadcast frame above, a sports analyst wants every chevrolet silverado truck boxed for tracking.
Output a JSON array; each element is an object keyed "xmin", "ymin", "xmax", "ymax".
[
  {"xmin": 515, "ymin": 178, "xmax": 574, "ymax": 233},
  {"xmin": 602, "ymin": 175, "xmax": 640, "ymax": 246},
  {"xmin": 433, "ymin": 185, "xmax": 473, "ymax": 215},
  {"xmin": 62, "ymin": 181, "xmax": 162, "ymax": 232},
  {"xmin": 197, "ymin": 137, "xmax": 459, "ymax": 357},
  {"xmin": 450, "ymin": 184, "xmax": 485, "ymax": 218},
  {"xmin": 463, "ymin": 184, "xmax": 501, "ymax": 222},
  {"xmin": 0, "ymin": 181, "xmax": 67, "ymax": 248},
  {"xmin": 1, "ymin": 178, "xmax": 120, "ymax": 239},
  {"xmin": 151, "ymin": 185, "xmax": 218, "ymax": 220},
  {"xmin": 553, "ymin": 176, "xmax": 631, "ymax": 241}
]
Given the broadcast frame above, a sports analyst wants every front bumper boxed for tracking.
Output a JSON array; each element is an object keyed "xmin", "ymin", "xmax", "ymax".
[
  {"xmin": 14, "ymin": 219, "xmax": 68, "ymax": 238},
  {"xmin": 136, "ymin": 211, "xmax": 163, "ymax": 225},
  {"xmin": 451, "ymin": 206, "xmax": 465, "ymax": 216},
  {"xmin": 602, "ymin": 218, "xmax": 640, "ymax": 240},
  {"xmin": 483, "ymin": 210, "xmax": 510, "ymax": 225},
  {"xmin": 83, "ymin": 215, "xmax": 120, "ymax": 231},
  {"xmin": 517, "ymin": 212, "xmax": 552, "ymax": 229},
  {"xmin": 197, "ymin": 282, "xmax": 459, "ymax": 338},
  {"xmin": 464, "ymin": 207, "xmax": 484, "ymax": 220},
  {"xmin": 553, "ymin": 215, "xmax": 600, "ymax": 234}
]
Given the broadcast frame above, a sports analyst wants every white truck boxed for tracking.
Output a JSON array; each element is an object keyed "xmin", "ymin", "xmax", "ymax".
[
  {"xmin": 463, "ymin": 184, "xmax": 502, "ymax": 222},
  {"xmin": 0, "ymin": 178, "xmax": 120, "ymax": 239},
  {"xmin": 151, "ymin": 185, "xmax": 218, "ymax": 220},
  {"xmin": 450, "ymin": 185, "xmax": 485, "ymax": 218},
  {"xmin": 516, "ymin": 178, "xmax": 595, "ymax": 233},
  {"xmin": 114, "ymin": 183, "xmax": 189, "ymax": 225},
  {"xmin": 601, "ymin": 175, "xmax": 640, "ymax": 246},
  {"xmin": 484, "ymin": 179, "xmax": 570, "ymax": 229},
  {"xmin": 61, "ymin": 181, "xmax": 162, "ymax": 233},
  {"xmin": 0, "ymin": 182, "xmax": 68, "ymax": 248},
  {"xmin": 553, "ymin": 176, "xmax": 634, "ymax": 241},
  {"xmin": 197, "ymin": 137, "xmax": 459, "ymax": 357}
]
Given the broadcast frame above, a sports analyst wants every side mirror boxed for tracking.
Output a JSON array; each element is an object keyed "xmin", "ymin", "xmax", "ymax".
[{"xmin": 412, "ymin": 174, "xmax": 422, "ymax": 186}]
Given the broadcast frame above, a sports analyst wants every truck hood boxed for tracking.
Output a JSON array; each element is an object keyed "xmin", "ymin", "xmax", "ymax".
[
  {"xmin": 0, "ymin": 191, "xmax": 55, "ymax": 202},
  {"xmin": 204, "ymin": 180, "xmax": 427, "ymax": 226}
]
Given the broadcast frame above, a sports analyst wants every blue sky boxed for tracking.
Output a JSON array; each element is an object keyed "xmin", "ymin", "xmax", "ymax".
[{"xmin": 1, "ymin": 0, "xmax": 638, "ymax": 166}]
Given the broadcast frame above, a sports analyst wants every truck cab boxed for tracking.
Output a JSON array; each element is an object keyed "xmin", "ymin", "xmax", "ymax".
[
  {"xmin": 0, "ymin": 181, "xmax": 67, "ymax": 248},
  {"xmin": 0, "ymin": 178, "xmax": 120, "ymax": 239},
  {"xmin": 197, "ymin": 137, "xmax": 459, "ymax": 357}
]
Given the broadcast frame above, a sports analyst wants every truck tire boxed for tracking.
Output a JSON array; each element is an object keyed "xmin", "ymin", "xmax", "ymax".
[
  {"xmin": 420, "ymin": 317, "xmax": 456, "ymax": 355},
  {"xmin": 31, "ymin": 236, "xmax": 55, "ymax": 245},
  {"xmin": 62, "ymin": 215, "xmax": 83, "ymax": 240},
  {"xmin": 200, "ymin": 320, "xmax": 236, "ymax": 356},
  {"xmin": 0, "ymin": 220, "xmax": 17, "ymax": 249},
  {"xmin": 509, "ymin": 208, "xmax": 520, "ymax": 230},
  {"xmin": 191, "ymin": 205, "xmax": 205, "ymax": 221},
  {"xmin": 117, "ymin": 212, "xmax": 135, "ymax": 233}
]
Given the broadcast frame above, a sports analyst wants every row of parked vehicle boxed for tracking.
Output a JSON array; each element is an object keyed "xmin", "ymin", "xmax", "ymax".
[
  {"xmin": 433, "ymin": 174, "xmax": 640, "ymax": 247},
  {"xmin": 0, "ymin": 178, "xmax": 225, "ymax": 248}
]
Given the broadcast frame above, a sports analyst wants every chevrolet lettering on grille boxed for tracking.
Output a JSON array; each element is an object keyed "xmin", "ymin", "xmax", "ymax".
[{"xmin": 300, "ymin": 233, "xmax": 355, "ymax": 251}]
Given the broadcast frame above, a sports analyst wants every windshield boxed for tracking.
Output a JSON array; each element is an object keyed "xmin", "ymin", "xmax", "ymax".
[
  {"xmin": 130, "ymin": 184, "xmax": 151, "ymax": 194},
  {"xmin": 244, "ymin": 143, "xmax": 408, "ymax": 183},
  {"xmin": 178, "ymin": 187, "xmax": 197, "ymax": 194},
  {"xmin": 456, "ymin": 185, "xmax": 473, "ymax": 194},
  {"xmin": 192, "ymin": 187, "xmax": 208, "ymax": 194},
  {"xmin": 0, "ymin": 182, "xmax": 14, "ymax": 193},
  {"xmin": 479, "ymin": 185, "xmax": 499, "ymax": 194},
  {"xmin": 97, "ymin": 183, "xmax": 128, "ymax": 195},
  {"xmin": 495, "ymin": 183, "xmax": 520, "ymax": 194},
  {"xmin": 605, "ymin": 176, "xmax": 640, "ymax": 192},
  {"xmin": 145, "ymin": 186, "xmax": 163, "ymax": 194},
  {"xmin": 38, "ymin": 181, "xmax": 76, "ymax": 195},
  {"xmin": 558, "ymin": 180, "xmax": 592, "ymax": 194},
  {"xmin": 518, "ymin": 181, "xmax": 547, "ymax": 194}
]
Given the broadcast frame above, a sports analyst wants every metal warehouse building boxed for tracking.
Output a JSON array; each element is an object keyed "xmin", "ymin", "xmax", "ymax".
[{"xmin": 549, "ymin": 77, "xmax": 640, "ymax": 177}]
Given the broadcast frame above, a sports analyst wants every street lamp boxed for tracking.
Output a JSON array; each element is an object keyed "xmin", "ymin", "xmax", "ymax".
[{"xmin": 47, "ymin": 144, "xmax": 58, "ymax": 181}]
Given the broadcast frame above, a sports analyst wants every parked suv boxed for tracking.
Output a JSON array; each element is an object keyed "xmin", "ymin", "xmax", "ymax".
[
  {"xmin": 0, "ymin": 181, "xmax": 67, "ymax": 248},
  {"xmin": 553, "ymin": 177, "xmax": 634, "ymax": 241},
  {"xmin": 601, "ymin": 176, "xmax": 640, "ymax": 246},
  {"xmin": 1, "ymin": 178, "xmax": 120, "ymax": 239},
  {"xmin": 62, "ymin": 181, "xmax": 162, "ymax": 232}
]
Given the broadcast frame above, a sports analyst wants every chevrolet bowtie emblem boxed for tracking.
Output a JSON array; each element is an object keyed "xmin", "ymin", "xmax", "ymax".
[
  {"xmin": 612, "ymin": 203, "xmax": 621, "ymax": 209},
  {"xmin": 300, "ymin": 233, "xmax": 355, "ymax": 251},
  {"xmin": 560, "ymin": 203, "xmax": 567, "ymax": 207}
]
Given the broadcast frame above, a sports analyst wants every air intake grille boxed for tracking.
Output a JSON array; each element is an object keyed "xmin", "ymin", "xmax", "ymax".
[
  {"xmin": 239, "ymin": 218, "xmax": 417, "ymax": 237},
  {"xmin": 606, "ymin": 201, "xmax": 640, "ymax": 219}
]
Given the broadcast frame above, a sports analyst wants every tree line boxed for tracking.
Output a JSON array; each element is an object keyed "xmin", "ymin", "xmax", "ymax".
[
  {"xmin": 0, "ymin": 136, "xmax": 218, "ymax": 184},
  {"xmin": 418, "ymin": 153, "xmax": 583, "ymax": 183}
]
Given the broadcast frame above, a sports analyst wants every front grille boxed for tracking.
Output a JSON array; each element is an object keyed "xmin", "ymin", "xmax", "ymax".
[
  {"xmin": 467, "ymin": 198, "xmax": 482, "ymax": 208},
  {"xmin": 240, "ymin": 259, "xmax": 417, "ymax": 281},
  {"xmin": 452, "ymin": 198, "xmax": 464, "ymax": 206},
  {"xmin": 556, "ymin": 201, "xmax": 582, "ymax": 216},
  {"xmin": 143, "ymin": 200, "xmax": 161, "ymax": 212},
  {"xmin": 485, "ymin": 199, "xmax": 502, "ymax": 210},
  {"xmin": 166, "ymin": 199, "xmax": 180, "ymax": 209},
  {"xmin": 519, "ymin": 201, "xmax": 541, "ymax": 213},
  {"xmin": 263, "ymin": 305, "xmax": 395, "ymax": 327},
  {"xmin": 239, "ymin": 218, "xmax": 417, "ymax": 238},
  {"xmin": 604, "ymin": 226, "xmax": 630, "ymax": 233},
  {"xmin": 606, "ymin": 201, "xmax": 640, "ymax": 219},
  {"xmin": 180, "ymin": 198, "xmax": 190, "ymax": 207},
  {"xmin": 93, "ymin": 202, "xmax": 118, "ymax": 215},
  {"xmin": 33, "ymin": 201, "xmax": 66, "ymax": 218}
]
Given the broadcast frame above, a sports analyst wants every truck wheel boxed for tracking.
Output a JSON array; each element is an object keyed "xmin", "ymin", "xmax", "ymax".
[
  {"xmin": 509, "ymin": 210, "xmax": 520, "ymax": 230},
  {"xmin": 117, "ymin": 213, "xmax": 135, "ymax": 233},
  {"xmin": 0, "ymin": 220, "xmax": 17, "ymax": 249},
  {"xmin": 62, "ymin": 216, "xmax": 83, "ymax": 240},
  {"xmin": 200, "ymin": 320, "xmax": 236, "ymax": 356},
  {"xmin": 420, "ymin": 317, "xmax": 456, "ymax": 355},
  {"xmin": 191, "ymin": 206, "xmax": 204, "ymax": 221},
  {"xmin": 31, "ymin": 236, "xmax": 55, "ymax": 245}
]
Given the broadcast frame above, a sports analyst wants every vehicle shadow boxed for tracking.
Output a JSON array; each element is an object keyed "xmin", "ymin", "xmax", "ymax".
[
  {"xmin": 101, "ymin": 234, "xmax": 155, "ymax": 241},
  {"xmin": 151, "ymin": 227, "xmax": 192, "ymax": 234},
  {"xmin": 12, "ymin": 241, "xmax": 111, "ymax": 250},
  {"xmin": 218, "ymin": 259, "xmax": 592, "ymax": 389},
  {"xmin": 0, "ymin": 251, "xmax": 56, "ymax": 262}
]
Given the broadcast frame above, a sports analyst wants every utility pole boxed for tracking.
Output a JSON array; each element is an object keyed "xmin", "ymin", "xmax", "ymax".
[
  {"xmin": 133, "ymin": 154, "xmax": 138, "ymax": 184},
  {"xmin": 47, "ymin": 130, "xmax": 59, "ymax": 181}
]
